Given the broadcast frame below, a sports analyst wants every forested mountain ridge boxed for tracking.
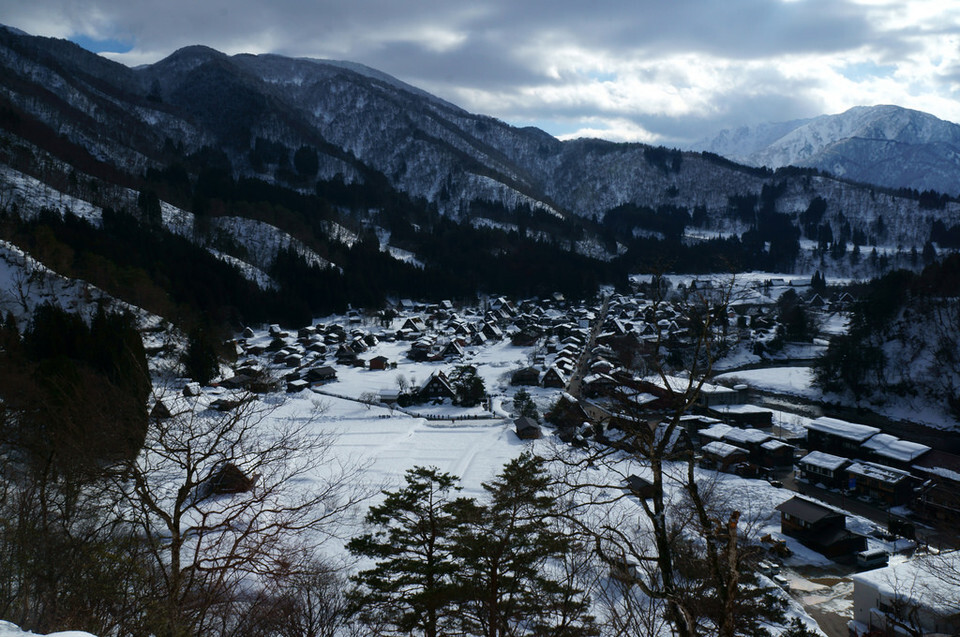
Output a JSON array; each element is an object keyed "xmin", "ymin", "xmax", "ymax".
[
  {"xmin": 3, "ymin": 25, "xmax": 960, "ymax": 230},
  {"xmin": 2, "ymin": 24, "xmax": 960, "ymax": 330}
]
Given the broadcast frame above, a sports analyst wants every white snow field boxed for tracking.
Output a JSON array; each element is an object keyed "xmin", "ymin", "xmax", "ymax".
[{"xmin": 0, "ymin": 622, "xmax": 95, "ymax": 637}]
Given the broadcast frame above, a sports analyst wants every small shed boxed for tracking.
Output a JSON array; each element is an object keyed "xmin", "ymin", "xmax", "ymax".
[
  {"xmin": 758, "ymin": 439, "xmax": 796, "ymax": 468},
  {"xmin": 624, "ymin": 474, "xmax": 656, "ymax": 499},
  {"xmin": 514, "ymin": 416, "xmax": 542, "ymax": 440},
  {"xmin": 150, "ymin": 400, "xmax": 173, "ymax": 420},
  {"xmin": 369, "ymin": 355, "xmax": 390, "ymax": 371},
  {"xmin": 776, "ymin": 496, "xmax": 866, "ymax": 559},
  {"xmin": 202, "ymin": 463, "xmax": 256, "ymax": 498}
]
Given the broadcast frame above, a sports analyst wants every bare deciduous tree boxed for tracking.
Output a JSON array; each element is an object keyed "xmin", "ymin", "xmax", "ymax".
[
  {"xmin": 112, "ymin": 392, "xmax": 369, "ymax": 637},
  {"xmin": 553, "ymin": 277, "xmax": 784, "ymax": 637}
]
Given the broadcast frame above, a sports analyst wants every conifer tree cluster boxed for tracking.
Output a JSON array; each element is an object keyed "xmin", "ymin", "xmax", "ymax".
[{"xmin": 347, "ymin": 453, "xmax": 597, "ymax": 637}]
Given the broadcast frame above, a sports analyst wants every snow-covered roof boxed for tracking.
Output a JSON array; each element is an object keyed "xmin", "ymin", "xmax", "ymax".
[
  {"xmin": 711, "ymin": 404, "xmax": 771, "ymax": 415},
  {"xmin": 917, "ymin": 464, "xmax": 960, "ymax": 484},
  {"xmin": 913, "ymin": 449, "xmax": 960, "ymax": 482},
  {"xmin": 798, "ymin": 451, "xmax": 849, "ymax": 471},
  {"xmin": 680, "ymin": 414, "xmax": 721, "ymax": 424},
  {"xmin": 700, "ymin": 423, "xmax": 734, "ymax": 439},
  {"xmin": 760, "ymin": 439, "xmax": 793, "ymax": 451},
  {"xmin": 852, "ymin": 551, "xmax": 960, "ymax": 617},
  {"xmin": 861, "ymin": 433, "xmax": 931, "ymax": 462},
  {"xmin": 806, "ymin": 416, "xmax": 880, "ymax": 442},
  {"xmin": 847, "ymin": 461, "xmax": 912, "ymax": 484},
  {"xmin": 722, "ymin": 427, "xmax": 771, "ymax": 445},
  {"xmin": 702, "ymin": 441, "xmax": 747, "ymax": 458},
  {"xmin": 644, "ymin": 374, "xmax": 734, "ymax": 396}
]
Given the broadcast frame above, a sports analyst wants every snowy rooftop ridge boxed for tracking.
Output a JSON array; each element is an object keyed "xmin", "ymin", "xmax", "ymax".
[
  {"xmin": 701, "ymin": 440, "xmax": 745, "ymax": 458},
  {"xmin": 798, "ymin": 450, "xmax": 850, "ymax": 471},
  {"xmin": 847, "ymin": 461, "xmax": 912, "ymax": 483},
  {"xmin": 723, "ymin": 427, "xmax": 771, "ymax": 445},
  {"xmin": 806, "ymin": 416, "xmax": 880, "ymax": 441},
  {"xmin": 0, "ymin": 619, "xmax": 96, "ymax": 637},
  {"xmin": 861, "ymin": 433, "xmax": 931, "ymax": 462}
]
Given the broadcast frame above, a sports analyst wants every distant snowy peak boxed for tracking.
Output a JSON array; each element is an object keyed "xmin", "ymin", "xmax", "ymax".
[
  {"xmin": 694, "ymin": 118, "xmax": 811, "ymax": 163},
  {"xmin": 695, "ymin": 105, "xmax": 960, "ymax": 195}
]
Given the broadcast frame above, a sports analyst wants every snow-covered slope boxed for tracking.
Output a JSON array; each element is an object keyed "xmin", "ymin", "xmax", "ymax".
[
  {"xmin": 693, "ymin": 118, "xmax": 812, "ymax": 163},
  {"xmin": 0, "ymin": 620, "xmax": 95, "ymax": 637},
  {"xmin": 694, "ymin": 105, "xmax": 960, "ymax": 195}
]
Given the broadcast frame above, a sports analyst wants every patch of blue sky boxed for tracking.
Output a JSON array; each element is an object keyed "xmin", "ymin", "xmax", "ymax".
[
  {"xmin": 509, "ymin": 118, "xmax": 582, "ymax": 138},
  {"xmin": 840, "ymin": 61, "xmax": 896, "ymax": 82},
  {"xmin": 69, "ymin": 34, "xmax": 134, "ymax": 54},
  {"xmin": 586, "ymin": 71, "xmax": 618, "ymax": 83}
]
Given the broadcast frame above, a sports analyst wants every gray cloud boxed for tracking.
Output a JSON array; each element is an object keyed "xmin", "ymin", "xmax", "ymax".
[{"xmin": 2, "ymin": 0, "xmax": 958, "ymax": 142}]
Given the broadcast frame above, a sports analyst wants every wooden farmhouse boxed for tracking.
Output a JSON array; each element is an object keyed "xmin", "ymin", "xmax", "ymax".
[
  {"xmin": 510, "ymin": 366, "xmax": 541, "ymax": 386},
  {"xmin": 418, "ymin": 372, "xmax": 456, "ymax": 402},
  {"xmin": 700, "ymin": 441, "xmax": 749, "ymax": 473},
  {"xmin": 845, "ymin": 461, "xmax": 917, "ymax": 508},
  {"xmin": 796, "ymin": 451, "xmax": 852, "ymax": 490},
  {"xmin": 861, "ymin": 433, "xmax": 931, "ymax": 471},
  {"xmin": 776, "ymin": 496, "xmax": 866, "ymax": 559},
  {"xmin": 805, "ymin": 417, "xmax": 880, "ymax": 458},
  {"xmin": 514, "ymin": 416, "xmax": 542, "ymax": 440},
  {"xmin": 541, "ymin": 366, "xmax": 567, "ymax": 388},
  {"xmin": 912, "ymin": 449, "xmax": 960, "ymax": 523}
]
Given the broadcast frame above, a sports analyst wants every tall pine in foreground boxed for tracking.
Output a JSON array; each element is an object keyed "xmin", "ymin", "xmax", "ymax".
[
  {"xmin": 453, "ymin": 452, "xmax": 598, "ymax": 637},
  {"xmin": 346, "ymin": 467, "xmax": 466, "ymax": 637}
]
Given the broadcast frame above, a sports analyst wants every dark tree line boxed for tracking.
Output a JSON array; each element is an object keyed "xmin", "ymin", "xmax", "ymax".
[
  {"xmin": 0, "ymin": 303, "xmax": 150, "ymax": 473},
  {"xmin": 0, "ymin": 305, "xmax": 149, "ymax": 632}
]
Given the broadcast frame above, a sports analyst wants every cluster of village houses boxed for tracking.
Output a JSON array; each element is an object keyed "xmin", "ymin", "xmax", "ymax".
[{"xmin": 214, "ymin": 282, "xmax": 958, "ymax": 637}]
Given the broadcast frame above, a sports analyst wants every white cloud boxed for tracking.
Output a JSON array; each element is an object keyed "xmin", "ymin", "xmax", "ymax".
[{"xmin": 557, "ymin": 118, "xmax": 661, "ymax": 144}]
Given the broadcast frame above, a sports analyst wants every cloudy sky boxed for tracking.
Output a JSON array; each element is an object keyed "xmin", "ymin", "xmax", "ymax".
[{"xmin": 3, "ymin": 0, "xmax": 960, "ymax": 145}]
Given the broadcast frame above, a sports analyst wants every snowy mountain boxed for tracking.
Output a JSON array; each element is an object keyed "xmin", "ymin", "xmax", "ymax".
[
  {"xmin": 2, "ymin": 23, "xmax": 960, "ymax": 305},
  {"xmin": 693, "ymin": 105, "xmax": 960, "ymax": 195}
]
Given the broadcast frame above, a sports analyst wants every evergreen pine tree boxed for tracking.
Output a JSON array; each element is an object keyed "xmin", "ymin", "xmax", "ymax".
[
  {"xmin": 346, "ymin": 467, "xmax": 467, "ymax": 637},
  {"xmin": 512, "ymin": 388, "xmax": 539, "ymax": 420},
  {"xmin": 810, "ymin": 270, "xmax": 826, "ymax": 294},
  {"xmin": 453, "ymin": 452, "xmax": 597, "ymax": 637},
  {"xmin": 182, "ymin": 326, "xmax": 219, "ymax": 385},
  {"xmin": 449, "ymin": 365, "xmax": 486, "ymax": 406}
]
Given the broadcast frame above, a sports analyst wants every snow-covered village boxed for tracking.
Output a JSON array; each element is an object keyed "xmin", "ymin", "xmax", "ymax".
[
  {"xmin": 3, "ymin": 232, "xmax": 959, "ymax": 636},
  {"xmin": 2, "ymin": 9, "xmax": 960, "ymax": 637}
]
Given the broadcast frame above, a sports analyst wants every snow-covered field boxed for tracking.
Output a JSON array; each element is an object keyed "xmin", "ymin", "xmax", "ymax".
[
  {"xmin": 0, "ymin": 622, "xmax": 95, "ymax": 637},
  {"xmin": 716, "ymin": 367, "xmax": 819, "ymax": 399}
]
